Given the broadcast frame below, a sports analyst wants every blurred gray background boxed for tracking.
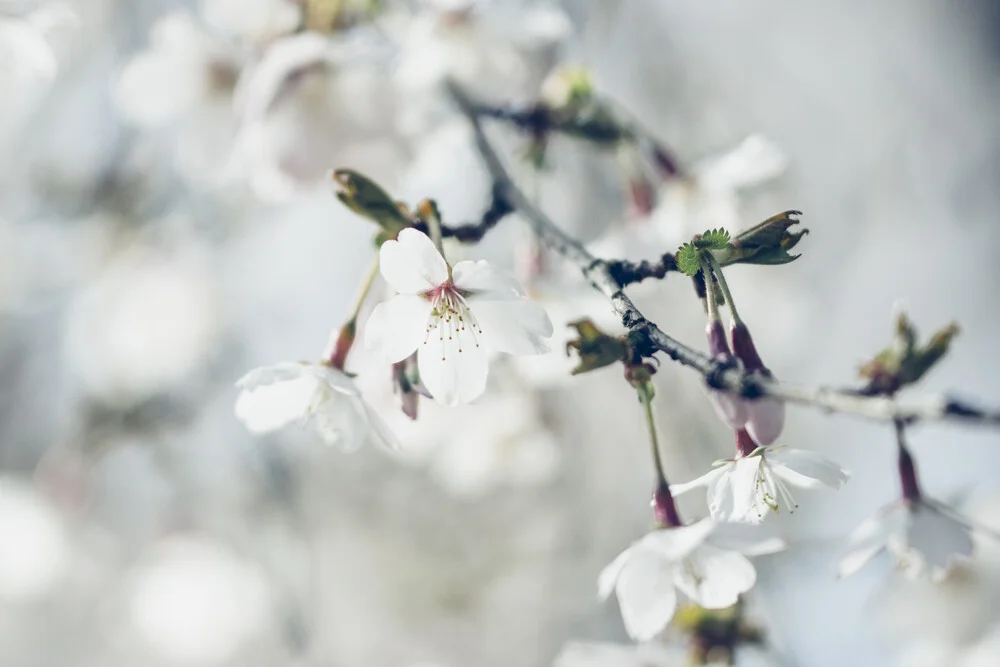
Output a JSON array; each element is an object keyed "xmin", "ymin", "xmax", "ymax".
[{"xmin": 2, "ymin": 1, "xmax": 1000, "ymax": 666}]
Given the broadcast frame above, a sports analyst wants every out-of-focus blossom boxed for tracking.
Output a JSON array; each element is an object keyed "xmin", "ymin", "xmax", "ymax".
[
  {"xmin": 553, "ymin": 641, "xmax": 683, "ymax": 667},
  {"xmin": 235, "ymin": 361, "xmax": 400, "ymax": 450},
  {"xmin": 64, "ymin": 245, "xmax": 220, "ymax": 405},
  {"xmin": 839, "ymin": 498, "xmax": 974, "ymax": 581},
  {"xmin": 0, "ymin": 478, "xmax": 68, "ymax": 601},
  {"xmin": 113, "ymin": 2, "xmax": 310, "ymax": 190},
  {"xmin": 200, "ymin": 0, "xmax": 301, "ymax": 45},
  {"xmin": 365, "ymin": 228, "xmax": 553, "ymax": 406},
  {"xmin": 509, "ymin": 289, "xmax": 622, "ymax": 388},
  {"xmin": 650, "ymin": 135, "xmax": 787, "ymax": 247},
  {"xmin": 401, "ymin": 392, "xmax": 561, "ymax": 497},
  {"xmin": 599, "ymin": 518, "xmax": 783, "ymax": 641},
  {"xmin": 112, "ymin": 10, "xmax": 244, "ymax": 186},
  {"xmin": 124, "ymin": 537, "xmax": 270, "ymax": 665},
  {"xmin": 233, "ymin": 30, "xmax": 394, "ymax": 201},
  {"xmin": 671, "ymin": 442, "xmax": 849, "ymax": 524},
  {"xmin": 390, "ymin": 0, "xmax": 571, "ymax": 135},
  {"xmin": 0, "ymin": 2, "xmax": 77, "ymax": 140}
]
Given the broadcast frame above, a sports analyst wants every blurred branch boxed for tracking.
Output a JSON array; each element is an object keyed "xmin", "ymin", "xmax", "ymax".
[
  {"xmin": 446, "ymin": 80, "xmax": 1000, "ymax": 429},
  {"xmin": 467, "ymin": 98, "xmax": 683, "ymax": 177},
  {"xmin": 414, "ymin": 183, "xmax": 515, "ymax": 243}
]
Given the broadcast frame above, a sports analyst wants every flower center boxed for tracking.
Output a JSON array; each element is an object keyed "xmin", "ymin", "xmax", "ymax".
[
  {"xmin": 423, "ymin": 283, "xmax": 483, "ymax": 360},
  {"xmin": 752, "ymin": 457, "xmax": 799, "ymax": 519}
]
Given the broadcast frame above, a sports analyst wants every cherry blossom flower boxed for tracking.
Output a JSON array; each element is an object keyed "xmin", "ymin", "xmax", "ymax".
[
  {"xmin": 365, "ymin": 228, "xmax": 553, "ymax": 406},
  {"xmin": 234, "ymin": 361, "xmax": 399, "ymax": 450},
  {"xmin": 839, "ymin": 447, "xmax": 973, "ymax": 581},
  {"xmin": 598, "ymin": 518, "xmax": 783, "ymax": 641},
  {"xmin": 671, "ymin": 435, "xmax": 849, "ymax": 524},
  {"xmin": 838, "ymin": 498, "xmax": 975, "ymax": 581},
  {"xmin": 650, "ymin": 135, "xmax": 788, "ymax": 248}
]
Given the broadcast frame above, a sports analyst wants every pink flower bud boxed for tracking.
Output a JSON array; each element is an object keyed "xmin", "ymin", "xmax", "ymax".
[
  {"xmin": 735, "ymin": 428, "xmax": 757, "ymax": 458},
  {"xmin": 745, "ymin": 398, "xmax": 785, "ymax": 447},
  {"xmin": 652, "ymin": 480, "xmax": 682, "ymax": 528},
  {"xmin": 730, "ymin": 321, "xmax": 785, "ymax": 446},
  {"xmin": 898, "ymin": 446, "xmax": 922, "ymax": 501},
  {"xmin": 705, "ymin": 320, "xmax": 748, "ymax": 428}
]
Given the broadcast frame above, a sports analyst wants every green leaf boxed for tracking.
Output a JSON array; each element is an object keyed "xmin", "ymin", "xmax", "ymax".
[
  {"xmin": 693, "ymin": 228, "xmax": 731, "ymax": 250},
  {"xmin": 675, "ymin": 243, "xmax": 701, "ymax": 276}
]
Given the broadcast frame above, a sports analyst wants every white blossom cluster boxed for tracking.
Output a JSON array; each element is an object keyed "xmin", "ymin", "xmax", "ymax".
[{"xmin": 2, "ymin": 2, "xmax": 1000, "ymax": 667}]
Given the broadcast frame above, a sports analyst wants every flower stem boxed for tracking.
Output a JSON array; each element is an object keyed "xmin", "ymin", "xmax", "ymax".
[
  {"xmin": 639, "ymin": 385, "xmax": 666, "ymax": 485},
  {"xmin": 894, "ymin": 419, "xmax": 922, "ymax": 501},
  {"xmin": 419, "ymin": 199, "xmax": 445, "ymax": 256},
  {"xmin": 638, "ymin": 382, "xmax": 682, "ymax": 527},
  {"xmin": 348, "ymin": 254, "xmax": 381, "ymax": 323},
  {"xmin": 326, "ymin": 255, "xmax": 380, "ymax": 368},
  {"xmin": 701, "ymin": 256, "xmax": 721, "ymax": 323},
  {"xmin": 704, "ymin": 250, "xmax": 742, "ymax": 325}
]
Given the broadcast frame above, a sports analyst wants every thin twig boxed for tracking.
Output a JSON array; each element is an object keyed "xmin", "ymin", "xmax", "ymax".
[{"xmin": 446, "ymin": 80, "xmax": 1000, "ymax": 429}]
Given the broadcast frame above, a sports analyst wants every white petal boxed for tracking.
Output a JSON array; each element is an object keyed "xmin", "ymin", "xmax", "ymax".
[
  {"xmin": 837, "ymin": 542, "xmax": 884, "ymax": 579},
  {"xmin": 670, "ymin": 465, "xmax": 727, "ymax": 497},
  {"xmin": 467, "ymin": 296, "xmax": 553, "ymax": 355},
  {"xmin": 906, "ymin": 503, "xmax": 974, "ymax": 580},
  {"xmin": 674, "ymin": 544, "xmax": 756, "ymax": 609},
  {"xmin": 0, "ymin": 16, "xmax": 58, "ymax": 81},
  {"xmin": 715, "ymin": 458, "xmax": 764, "ymax": 523},
  {"xmin": 417, "ymin": 330, "xmax": 489, "ymax": 406},
  {"xmin": 452, "ymin": 260, "xmax": 525, "ymax": 298},
  {"xmin": 235, "ymin": 361, "xmax": 307, "ymax": 390},
  {"xmin": 707, "ymin": 522, "xmax": 786, "ymax": 556},
  {"xmin": 744, "ymin": 398, "xmax": 785, "ymax": 447},
  {"xmin": 359, "ymin": 399, "xmax": 403, "ymax": 451},
  {"xmin": 613, "ymin": 550, "xmax": 678, "ymax": 642},
  {"xmin": 378, "ymin": 228, "xmax": 449, "ymax": 294},
  {"xmin": 638, "ymin": 519, "xmax": 716, "ymax": 560},
  {"xmin": 311, "ymin": 390, "xmax": 362, "ymax": 450},
  {"xmin": 837, "ymin": 502, "xmax": 909, "ymax": 578},
  {"xmin": 234, "ymin": 366, "xmax": 318, "ymax": 434},
  {"xmin": 768, "ymin": 448, "xmax": 850, "ymax": 490},
  {"xmin": 597, "ymin": 547, "xmax": 632, "ymax": 600},
  {"xmin": 364, "ymin": 295, "xmax": 432, "ymax": 363},
  {"xmin": 303, "ymin": 363, "xmax": 360, "ymax": 396},
  {"xmin": 698, "ymin": 135, "xmax": 788, "ymax": 192}
]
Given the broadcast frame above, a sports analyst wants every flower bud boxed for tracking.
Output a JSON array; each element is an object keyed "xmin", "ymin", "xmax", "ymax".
[
  {"xmin": 652, "ymin": 480, "xmax": 682, "ymax": 528},
  {"xmin": 326, "ymin": 319, "xmax": 356, "ymax": 370},
  {"xmin": 897, "ymin": 446, "xmax": 922, "ymax": 501},
  {"xmin": 735, "ymin": 428, "xmax": 757, "ymax": 458},
  {"xmin": 705, "ymin": 320, "xmax": 748, "ymax": 428},
  {"xmin": 730, "ymin": 322, "xmax": 785, "ymax": 446}
]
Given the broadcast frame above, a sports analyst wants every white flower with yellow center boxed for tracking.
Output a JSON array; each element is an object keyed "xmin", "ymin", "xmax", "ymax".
[
  {"xmin": 365, "ymin": 228, "xmax": 553, "ymax": 406},
  {"xmin": 671, "ymin": 444, "xmax": 849, "ymax": 524}
]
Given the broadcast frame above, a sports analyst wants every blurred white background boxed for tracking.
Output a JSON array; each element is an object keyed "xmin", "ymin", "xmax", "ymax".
[{"xmin": 2, "ymin": 1, "xmax": 1000, "ymax": 666}]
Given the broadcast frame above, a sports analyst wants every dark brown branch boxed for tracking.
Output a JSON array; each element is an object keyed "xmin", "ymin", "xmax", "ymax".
[
  {"xmin": 605, "ymin": 253, "xmax": 679, "ymax": 287},
  {"xmin": 470, "ymin": 99, "xmax": 684, "ymax": 178},
  {"xmin": 411, "ymin": 183, "xmax": 514, "ymax": 243},
  {"xmin": 446, "ymin": 80, "xmax": 1000, "ymax": 429}
]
